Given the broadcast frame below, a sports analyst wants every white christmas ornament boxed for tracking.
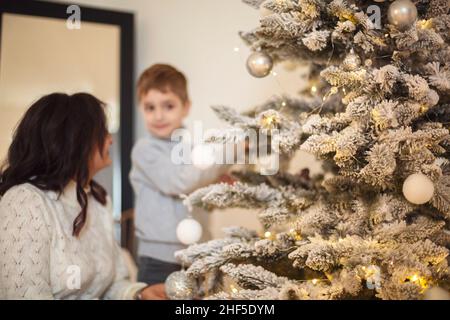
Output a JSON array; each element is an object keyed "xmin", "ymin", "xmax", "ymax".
[
  {"xmin": 402, "ymin": 173, "xmax": 435, "ymax": 205},
  {"xmin": 176, "ymin": 217, "xmax": 203, "ymax": 245},
  {"xmin": 191, "ymin": 143, "xmax": 216, "ymax": 169}
]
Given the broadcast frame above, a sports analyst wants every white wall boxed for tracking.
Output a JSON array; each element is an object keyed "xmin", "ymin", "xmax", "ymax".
[{"xmin": 50, "ymin": 0, "xmax": 320, "ymax": 237}]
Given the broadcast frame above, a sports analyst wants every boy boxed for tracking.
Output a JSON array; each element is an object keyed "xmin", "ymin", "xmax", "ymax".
[{"xmin": 130, "ymin": 64, "xmax": 230, "ymax": 285}]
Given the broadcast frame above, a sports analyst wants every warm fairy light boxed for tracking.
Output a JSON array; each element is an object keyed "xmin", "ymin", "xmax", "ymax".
[
  {"xmin": 289, "ymin": 228, "xmax": 302, "ymax": 241},
  {"xmin": 230, "ymin": 285, "xmax": 238, "ymax": 294},
  {"xmin": 281, "ymin": 101, "xmax": 287, "ymax": 107},
  {"xmin": 405, "ymin": 274, "xmax": 428, "ymax": 290},
  {"xmin": 342, "ymin": 88, "xmax": 346, "ymax": 94},
  {"xmin": 263, "ymin": 116, "xmax": 276, "ymax": 127},
  {"xmin": 311, "ymin": 279, "xmax": 318, "ymax": 285},
  {"xmin": 420, "ymin": 105, "xmax": 429, "ymax": 114},
  {"xmin": 311, "ymin": 85, "xmax": 318, "ymax": 94},
  {"xmin": 272, "ymin": 71, "xmax": 278, "ymax": 76},
  {"xmin": 234, "ymin": 47, "xmax": 240, "ymax": 52},
  {"xmin": 418, "ymin": 19, "xmax": 432, "ymax": 29},
  {"xmin": 264, "ymin": 231, "xmax": 272, "ymax": 238}
]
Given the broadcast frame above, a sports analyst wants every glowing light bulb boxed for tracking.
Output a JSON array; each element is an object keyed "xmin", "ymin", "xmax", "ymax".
[
  {"xmin": 264, "ymin": 231, "xmax": 272, "ymax": 238},
  {"xmin": 234, "ymin": 47, "xmax": 240, "ymax": 52},
  {"xmin": 312, "ymin": 279, "xmax": 318, "ymax": 285},
  {"xmin": 311, "ymin": 85, "xmax": 317, "ymax": 94},
  {"xmin": 418, "ymin": 19, "xmax": 432, "ymax": 29},
  {"xmin": 230, "ymin": 285, "xmax": 238, "ymax": 293}
]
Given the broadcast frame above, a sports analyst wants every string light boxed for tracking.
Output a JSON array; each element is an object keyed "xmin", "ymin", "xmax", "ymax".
[
  {"xmin": 311, "ymin": 85, "xmax": 318, "ymax": 94},
  {"xmin": 311, "ymin": 279, "xmax": 318, "ymax": 285},
  {"xmin": 230, "ymin": 284, "xmax": 239, "ymax": 294},
  {"xmin": 264, "ymin": 231, "xmax": 272, "ymax": 238},
  {"xmin": 271, "ymin": 71, "xmax": 278, "ymax": 77},
  {"xmin": 289, "ymin": 228, "xmax": 302, "ymax": 241},
  {"xmin": 281, "ymin": 101, "xmax": 287, "ymax": 107},
  {"xmin": 418, "ymin": 19, "xmax": 432, "ymax": 29},
  {"xmin": 405, "ymin": 273, "xmax": 428, "ymax": 290},
  {"xmin": 322, "ymin": 86, "xmax": 338, "ymax": 101},
  {"xmin": 419, "ymin": 105, "xmax": 429, "ymax": 114},
  {"xmin": 233, "ymin": 47, "xmax": 240, "ymax": 52}
]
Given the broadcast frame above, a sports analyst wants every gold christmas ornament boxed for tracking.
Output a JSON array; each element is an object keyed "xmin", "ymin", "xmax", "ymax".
[
  {"xmin": 165, "ymin": 270, "xmax": 198, "ymax": 300},
  {"xmin": 402, "ymin": 173, "xmax": 435, "ymax": 204},
  {"xmin": 342, "ymin": 49, "xmax": 361, "ymax": 71},
  {"xmin": 246, "ymin": 52, "xmax": 273, "ymax": 78},
  {"xmin": 387, "ymin": 0, "xmax": 418, "ymax": 31}
]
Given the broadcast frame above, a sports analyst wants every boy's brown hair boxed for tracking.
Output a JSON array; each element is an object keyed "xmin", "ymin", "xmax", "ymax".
[{"xmin": 137, "ymin": 64, "xmax": 189, "ymax": 103}]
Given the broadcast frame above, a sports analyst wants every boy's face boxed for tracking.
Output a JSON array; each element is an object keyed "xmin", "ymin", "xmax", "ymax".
[{"xmin": 139, "ymin": 88, "xmax": 190, "ymax": 139}]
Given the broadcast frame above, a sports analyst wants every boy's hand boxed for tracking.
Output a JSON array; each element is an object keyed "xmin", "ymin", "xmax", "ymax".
[
  {"xmin": 140, "ymin": 283, "xmax": 168, "ymax": 300},
  {"xmin": 218, "ymin": 173, "xmax": 235, "ymax": 185}
]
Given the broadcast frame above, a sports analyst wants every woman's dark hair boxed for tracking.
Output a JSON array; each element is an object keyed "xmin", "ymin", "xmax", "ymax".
[{"xmin": 0, "ymin": 93, "xmax": 109, "ymax": 237}]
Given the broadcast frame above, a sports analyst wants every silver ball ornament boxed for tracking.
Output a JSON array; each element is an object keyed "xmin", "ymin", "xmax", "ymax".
[
  {"xmin": 165, "ymin": 270, "xmax": 198, "ymax": 300},
  {"xmin": 388, "ymin": 0, "xmax": 418, "ymax": 31},
  {"xmin": 246, "ymin": 52, "xmax": 273, "ymax": 78}
]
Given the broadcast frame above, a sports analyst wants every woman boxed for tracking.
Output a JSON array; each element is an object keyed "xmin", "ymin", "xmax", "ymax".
[{"xmin": 0, "ymin": 93, "xmax": 165, "ymax": 299}]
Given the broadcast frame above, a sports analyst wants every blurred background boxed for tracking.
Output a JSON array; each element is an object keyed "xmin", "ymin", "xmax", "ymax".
[{"xmin": 0, "ymin": 0, "xmax": 321, "ymax": 244}]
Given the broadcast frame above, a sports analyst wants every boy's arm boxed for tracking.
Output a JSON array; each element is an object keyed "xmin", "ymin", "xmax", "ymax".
[{"xmin": 130, "ymin": 140, "xmax": 230, "ymax": 197}]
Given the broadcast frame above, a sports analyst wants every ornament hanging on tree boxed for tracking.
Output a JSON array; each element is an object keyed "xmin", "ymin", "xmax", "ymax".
[
  {"xmin": 387, "ymin": 0, "xmax": 418, "ymax": 31},
  {"xmin": 402, "ymin": 173, "xmax": 435, "ymax": 204},
  {"xmin": 342, "ymin": 49, "xmax": 361, "ymax": 71},
  {"xmin": 246, "ymin": 52, "xmax": 273, "ymax": 78},
  {"xmin": 176, "ymin": 217, "xmax": 203, "ymax": 245},
  {"xmin": 165, "ymin": 270, "xmax": 198, "ymax": 300}
]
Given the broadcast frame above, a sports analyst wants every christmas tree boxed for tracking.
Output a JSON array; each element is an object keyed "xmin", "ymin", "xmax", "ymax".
[{"xmin": 169, "ymin": 0, "xmax": 450, "ymax": 300}]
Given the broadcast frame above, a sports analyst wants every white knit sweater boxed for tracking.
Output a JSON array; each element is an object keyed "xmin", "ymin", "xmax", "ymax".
[{"xmin": 0, "ymin": 182, "xmax": 147, "ymax": 299}]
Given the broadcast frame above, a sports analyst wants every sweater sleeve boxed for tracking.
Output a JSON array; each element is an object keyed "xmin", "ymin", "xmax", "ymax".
[
  {"xmin": 0, "ymin": 185, "xmax": 54, "ymax": 299},
  {"xmin": 101, "ymin": 241, "xmax": 148, "ymax": 300},
  {"xmin": 130, "ymin": 139, "xmax": 230, "ymax": 197},
  {"xmin": 102, "ymin": 197, "xmax": 147, "ymax": 300}
]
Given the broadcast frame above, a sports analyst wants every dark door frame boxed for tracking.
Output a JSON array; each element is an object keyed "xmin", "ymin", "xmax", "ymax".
[{"xmin": 0, "ymin": 0, "xmax": 135, "ymax": 247}]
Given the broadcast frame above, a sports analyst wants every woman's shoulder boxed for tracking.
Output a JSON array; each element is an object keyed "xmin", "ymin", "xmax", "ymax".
[
  {"xmin": 0, "ymin": 183, "xmax": 56, "ymax": 207},
  {"xmin": 0, "ymin": 183, "xmax": 56, "ymax": 232}
]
